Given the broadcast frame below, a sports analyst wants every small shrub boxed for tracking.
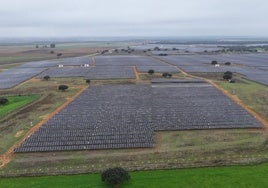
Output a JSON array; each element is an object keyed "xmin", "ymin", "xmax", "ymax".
[
  {"xmin": 162, "ymin": 72, "xmax": 172, "ymax": 78},
  {"xmin": 0, "ymin": 98, "xmax": 8, "ymax": 105},
  {"xmin": 148, "ymin": 69, "xmax": 155, "ymax": 75},
  {"xmin": 101, "ymin": 167, "xmax": 130, "ymax": 187},
  {"xmin": 57, "ymin": 53, "xmax": 62, "ymax": 58},
  {"xmin": 211, "ymin": 60, "xmax": 218, "ymax": 65},
  {"xmin": 229, "ymin": 79, "xmax": 236, "ymax": 83},
  {"xmin": 43, "ymin": 75, "xmax": 50, "ymax": 81},
  {"xmin": 154, "ymin": 46, "xmax": 160, "ymax": 51},
  {"xmin": 223, "ymin": 71, "xmax": 233, "ymax": 80},
  {"xmin": 158, "ymin": 53, "xmax": 168, "ymax": 56},
  {"xmin": 58, "ymin": 85, "xmax": 68, "ymax": 91},
  {"xmin": 225, "ymin": 62, "xmax": 231, "ymax": 66}
]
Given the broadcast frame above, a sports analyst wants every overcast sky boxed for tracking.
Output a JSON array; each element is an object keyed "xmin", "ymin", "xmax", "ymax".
[{"xmin": 0, "ymin": 0, "xmax": 268, "ymax": 37}]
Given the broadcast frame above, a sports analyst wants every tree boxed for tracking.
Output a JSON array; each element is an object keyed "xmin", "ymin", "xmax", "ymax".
[
  {"xmin": 58, "ymin": 85, "xmax": 68, "ymax": 91},
  {"xmin": 148, "ymin": 69, "xmax": 155, "ymax": 75},
  {"xmin": 223, "ymin": 71, "xmax": 233, "ymax": 80},
  {"xmin": 57, "ymin": 53, "xmax": 62, "ymax": 58},
  {"xmin": 158, "ymin": 53, "xmax": 168, "ymax": 56},
  {"xmin": 43, "ymin": 75, "xmax": 50, "ymax": 81},
  {"xmin": 86, "ymin": 79, "xmax": 91, "ymax": 84},
  {"xmin": 0, "ymin": 98, "xmax": 8, "ymax": 105},
  {"xmin": 154, "ymin": 46, "xmax": 160, "ymax": 51},
  {"xmin": 162, "ymin": 72, "xmax": 172, "ymax": 78},
  {"xmin": 35, "ymin": 45, "xmax": 39, "ymax": 48},
  {"xmin": 50, "ymin": 43, "xmax": 56, "ymax": 48},
  {"xmin": 211, "ymin": 60, "xmax": 218, "ymax": 65},
  {"xmin": 101, "ymin": 167, "xmax": 130, "ymax": 187},
  {"xmin": 229, "ymin": 79, "xmax": 236, "ymax": 83},
  {"xmin": 50, "ymin": 50, "xmax": 54, "ymax": 54},
  {"xmin": 225, "ymin": 62, "xmax": 231, "ymax": 66}
]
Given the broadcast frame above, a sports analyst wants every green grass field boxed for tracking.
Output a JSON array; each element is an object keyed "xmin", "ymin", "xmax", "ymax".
[
  {"xmin": 217, "ymin": 78, "xmax": 268, "ymax": 120},
  {"xmin": 0, "ymin": 95, "xmax": 40, "ymax": 117},
  {"xmin": 1, "ymin": 163, "xmax": 268, "ymax": 188}
]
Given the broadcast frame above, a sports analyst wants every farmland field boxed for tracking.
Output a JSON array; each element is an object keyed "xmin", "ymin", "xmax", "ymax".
[
  {"xmin": 0, "ymin": 95, "xmax": 39, "ymax": 117},
  {"xmin": 1, "ymin": 163, "xmax": 268, "ymax": 188},
  {"xmin": 0, "ymin": 41, "xmax": 136, "ymax": 66}
]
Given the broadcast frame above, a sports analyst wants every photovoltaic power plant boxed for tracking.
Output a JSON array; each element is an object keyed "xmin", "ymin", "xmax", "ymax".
[{"xmin": 15, "ymin": 80, "xmax": 262, "ymax": 152}]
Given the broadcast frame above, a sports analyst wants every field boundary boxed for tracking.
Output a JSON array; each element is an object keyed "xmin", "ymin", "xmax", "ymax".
[
  {"xmin": 132, "ymin": 66, "xmax": 140, "ymax": 81},
  {"xmin": 0, "ymin": 94, "xmax": 42, "ymax": 124},
  {"xmin": 1, "ymin": 153, "xmax": 268, "ymax": 177}
]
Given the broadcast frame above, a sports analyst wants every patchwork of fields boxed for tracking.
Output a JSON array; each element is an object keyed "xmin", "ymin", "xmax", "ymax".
[
  {"xmin": 0, "ymin": 50, "xmax": 267, "ymax": 182},
  {"xmin": 0, "ymin": 53, "xmax": 266, "ymax": 153}
]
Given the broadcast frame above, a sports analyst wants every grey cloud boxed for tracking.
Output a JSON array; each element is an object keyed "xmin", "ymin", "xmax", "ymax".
[{"xmin": 0, "ymin": 0, "xmax": 268, "ymax": 37}]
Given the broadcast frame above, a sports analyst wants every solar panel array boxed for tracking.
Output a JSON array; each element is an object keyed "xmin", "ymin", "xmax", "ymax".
[
  {"xmin": 19, "ymin": 56, "xmax": 92, "ymax": 68},
  {"xmin": 160, "ymin": 54, "xmax": 268, "ymax": 85},
  {"xmin": 2, "ymin": 54, "xmax": 267, "ymax": 89},
  {"xmin": 152, "ymin": 81, "xmax": 261, "ymax": 130},
  {"xmin": 36, "ymin": 55, "xmax": 177, "ymax": 79},
  {"xmin": 15, "ymin": 81, "xmax": 262, "ymax": 152},
  {"xmin": 136, "ymin": 66, "xmax": 179, "ymax": 73},
  {"xmin": 19, "ymin": 60, "xmax": 62, "ymax": 68},
  {"xmin": 37, "ymin": 66, "xmax": 136, "ymax": 79},
  {"xmin": 0, "ymin": 68, "xmax": 46, "ymax": 89},
  {"xmin": 95, "ymin": 55, "xmax": 166, "ymax": 66},
  {"xmin": 15, "ymin": 85, "xmax": 154, "ymax": 152}
]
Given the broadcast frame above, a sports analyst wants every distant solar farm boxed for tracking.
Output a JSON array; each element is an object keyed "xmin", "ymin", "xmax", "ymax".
[{"xmin": 1, "ymin": 54, "xmax": 268, "ymax": 89}]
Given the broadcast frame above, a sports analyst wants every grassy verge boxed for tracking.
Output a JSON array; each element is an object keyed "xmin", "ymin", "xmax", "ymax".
[
  {"xmin": 0, "ymin": 41, "xmax": 137, "ymax": 66},
  {"xmin": 1, "ymin": 163, "xmax": 268, "ymax": 188},
  {"xmin": 139, "ymin": 73, "xmax": 186, "ymax": 81},
  {"xmin": 1, "ymin": 128, "xmax": 267, "ymax": 177},
  {"xmin": 0, "ymin": 95, "xmax": 40, "ymax": 117},
  {"xmin": 216, "ymin": 78, "xmax": 268, "ymax": 120}
]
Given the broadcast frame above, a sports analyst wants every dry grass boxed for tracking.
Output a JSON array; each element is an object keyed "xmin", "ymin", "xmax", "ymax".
[{"xmin": 0, "ymin": 42, "xmax": 137, "ymax": 66}]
